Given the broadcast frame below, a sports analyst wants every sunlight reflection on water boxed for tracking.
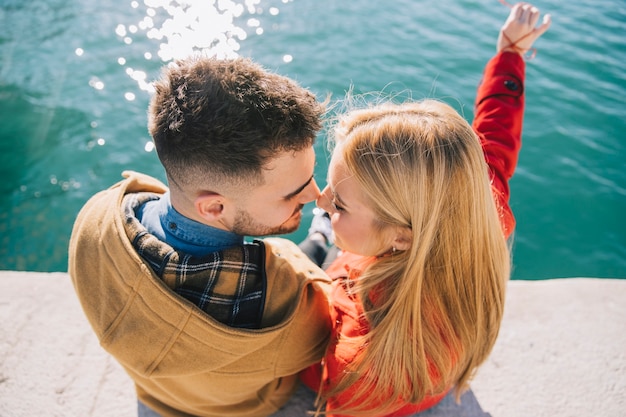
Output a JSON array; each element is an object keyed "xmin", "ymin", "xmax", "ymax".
[
  {"xmin": 71, "ymin": 0, "xmax": 291, "ymax": 158},
  {"xmin": 67, "ymin": 0, "xmax": 295, "ymax": 103},
  {"xmin": 109, "ymin": 0, "xmax": 286, "ymax": 94}
]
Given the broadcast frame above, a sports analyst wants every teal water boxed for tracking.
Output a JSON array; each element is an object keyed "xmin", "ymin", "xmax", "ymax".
[{"xmin": 1, "ymin": 0, "xmax": 624, "ymax": 279}]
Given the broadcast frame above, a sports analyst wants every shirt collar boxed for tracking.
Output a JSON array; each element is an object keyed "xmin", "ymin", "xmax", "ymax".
[{"xmin": 157, "ymin": 192, "xmax": 243, "ymax": 256}]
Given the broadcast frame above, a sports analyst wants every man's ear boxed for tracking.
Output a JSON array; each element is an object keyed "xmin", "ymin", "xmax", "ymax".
[
  {"xmin": 194, "ymin": 192, "xmax": 226, "ymax": 222},
  {"xmin": 393, "ymin": 226, "xmax": 413, "ymax": 251}
]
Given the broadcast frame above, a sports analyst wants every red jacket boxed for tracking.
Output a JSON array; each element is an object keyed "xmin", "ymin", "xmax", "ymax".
[{"xmin": 300, "ymin": 51, "xmax": 525, "ymax": 416}]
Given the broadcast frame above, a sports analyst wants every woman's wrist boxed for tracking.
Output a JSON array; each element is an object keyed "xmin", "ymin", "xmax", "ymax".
[{"xmin": 499, "ymin": 46, "xmax": 524, "ymax": 55}]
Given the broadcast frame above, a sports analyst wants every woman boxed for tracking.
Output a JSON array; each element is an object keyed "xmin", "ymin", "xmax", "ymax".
[{"xmin": 299, "ymin": 3, "xmax": 551, "ymax": 416}]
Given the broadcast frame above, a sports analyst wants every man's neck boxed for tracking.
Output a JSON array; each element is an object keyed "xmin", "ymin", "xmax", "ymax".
[{"xmin": 139, "ymin": 192, "xmax": 243, "ymax": 257}]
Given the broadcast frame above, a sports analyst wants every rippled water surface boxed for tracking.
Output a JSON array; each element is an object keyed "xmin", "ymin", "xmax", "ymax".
[{"xmin": 1, "ymin": 0, "xmax": 624, "ymax": 278}]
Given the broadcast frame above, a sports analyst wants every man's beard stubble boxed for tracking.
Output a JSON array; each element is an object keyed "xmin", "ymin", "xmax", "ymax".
[{"xmin": 231, "ymin": 205, "xmax": 303, "ymax": 237}]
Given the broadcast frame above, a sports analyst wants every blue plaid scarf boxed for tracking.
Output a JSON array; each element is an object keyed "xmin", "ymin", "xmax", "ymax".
[{"xmin": 123, "ymin": 192, "xmax": 266, "ymax": 329}]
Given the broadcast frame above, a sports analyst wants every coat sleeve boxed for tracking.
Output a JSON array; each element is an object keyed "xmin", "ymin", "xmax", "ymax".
[{"xmin": 472, "ymin": 51, "xmax": 526, "ymax": 239}]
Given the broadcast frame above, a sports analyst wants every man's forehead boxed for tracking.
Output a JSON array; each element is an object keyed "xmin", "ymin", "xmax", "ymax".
[{"xmin": 261, "ymin": 147, "xmax": 315, "ymax": 191}]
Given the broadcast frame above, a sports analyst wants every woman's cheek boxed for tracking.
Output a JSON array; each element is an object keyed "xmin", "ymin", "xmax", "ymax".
[{"xmin": 331, "ymin": 219, "xmax": 348, "ymax": 248}]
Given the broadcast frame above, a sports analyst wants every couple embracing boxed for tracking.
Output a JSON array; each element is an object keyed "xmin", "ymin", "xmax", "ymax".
[{"xmin": 69, "ymin": 3, "xmax": 550, "ymax": 417}]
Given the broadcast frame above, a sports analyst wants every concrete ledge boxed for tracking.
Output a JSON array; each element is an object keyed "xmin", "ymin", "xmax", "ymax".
[
  {"xmin": 0, "ymin": 271, "xmax": 135, "ymax": 417},
  {"xmin": 0, "ymin": 271, "xmax": 624, "ymax": 416},
  {"xmin": 471, "ymin": 278, "xmax": 626, "ymax": 417}
]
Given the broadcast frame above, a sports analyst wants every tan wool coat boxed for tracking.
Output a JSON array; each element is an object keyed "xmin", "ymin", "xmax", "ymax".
[{"xmin": 68, "ymin": 171, "xmax": 331, "ymax": 417}]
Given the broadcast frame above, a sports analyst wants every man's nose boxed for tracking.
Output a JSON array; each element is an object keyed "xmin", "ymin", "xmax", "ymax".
[{"xmin": 299, "ymin": 178, "xmax": 321, "ymax": 204}]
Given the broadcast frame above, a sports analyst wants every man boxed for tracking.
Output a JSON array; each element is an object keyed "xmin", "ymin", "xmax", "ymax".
[{"xmin": 68, "ymin": 56, "xmax": 331, "ymax": 417}]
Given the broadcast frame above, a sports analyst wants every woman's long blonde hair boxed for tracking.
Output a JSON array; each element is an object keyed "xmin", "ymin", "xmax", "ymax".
[{"xmin": 321, "ymin": 99, "xmax": 510, "ymax": 415}]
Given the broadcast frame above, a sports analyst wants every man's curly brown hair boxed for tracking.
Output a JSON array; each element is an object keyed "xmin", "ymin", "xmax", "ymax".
[{"xmin": 148, "ymin": 56, "xmax": 325, "ymax": 189}]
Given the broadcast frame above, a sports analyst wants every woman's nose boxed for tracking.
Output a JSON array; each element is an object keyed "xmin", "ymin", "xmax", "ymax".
[{"xmin": 316, "ymin": 186, "xmax": 332, "ymax": 213}]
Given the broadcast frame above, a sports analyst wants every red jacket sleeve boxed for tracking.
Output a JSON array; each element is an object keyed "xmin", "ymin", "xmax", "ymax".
[{"xmin": 472, "ymin": 51, "xmax": 526, "ymax": 239}]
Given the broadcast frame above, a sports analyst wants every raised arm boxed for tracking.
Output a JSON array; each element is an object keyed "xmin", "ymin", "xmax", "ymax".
[{"xmin": 473, "ymin": 2, "xmax": 551, "ymax": 238}]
